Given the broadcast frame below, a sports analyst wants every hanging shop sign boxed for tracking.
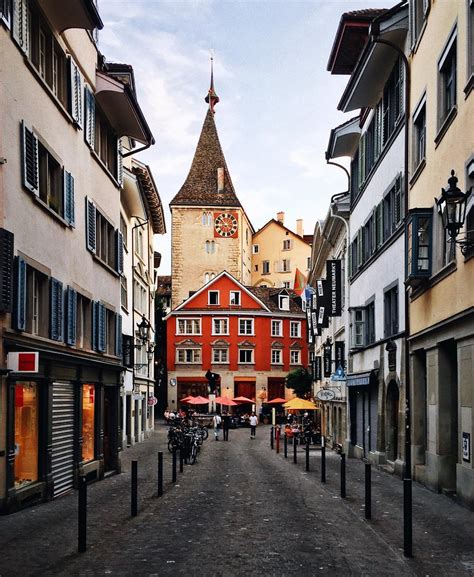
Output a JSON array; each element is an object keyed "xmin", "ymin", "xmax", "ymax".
[
  {"xmin": 335, "ymin": 341, "xmax": 345, "ymax": 370},
  {"xmin": 326, "ymin": 260, "xmax": 342, "ymax": 317},
  {"xmin": 463, "ymin": 432, "xmax": 471, "ymax": 462},
  {"xmin": 7, "ymin": 352, "xmax": 39, "ymax": 373},
  {"xmin": 316, "ymin": 280, "xmax": 329, "ymax": 329},
  {"xmin": 122, "ymin": 335, "xmax": 134, "ymax": 368},
  {"xmin": 323, "ymin": 341, "xmax": 332, "ymax": 378},
  {"xmin": 312, "ymin": 357, "xmax": 322, "ymax": 381},
  {"xmin": 316, "ymin": 389, "xmax": 336, "ymax": 401}
]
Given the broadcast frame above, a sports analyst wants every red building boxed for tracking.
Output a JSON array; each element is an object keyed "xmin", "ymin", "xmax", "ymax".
[{"xmin": 165, "ymin": 271, "xmax": 308, "ymax": 412}]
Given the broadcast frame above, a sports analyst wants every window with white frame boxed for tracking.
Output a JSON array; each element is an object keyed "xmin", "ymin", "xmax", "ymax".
[
  {"xmin": 176, "ymin": 348, "xmax": 201, "ymax": 364},
  {"xmin": 290, "ymin": 321, "xmax": 301, "ymax": 338},
  {"xmin": 413, "ymin": 95, "xmax": 426, "ymax": 170},
  {"xmin": 262, "ymin": 261, "xmax": 270, "ymax": 274},
  {"xmin": 134, "ymin": 280, "xmax": 147, "ymax": 314},
  {"xmin": 239, "ymin": 318, "xmax": 254, "ymax": 335},
  {"xmin": 438, "ymin": 29, "xmax": 457, "ymax": 130},
  {"xmin": 202, "ymin": 211, "xmax": 212, "ymax": 226},
  {"xmin": 283, "ymin": 239, "xmax": 292, "ymax": 250},
  {"xmin": 279, "ymin": 295, "xmax": 290, "ymax": 311},
  {"xmin": 212, "ymin": 348, "xmax": 228, "ymax": 363},
  {"xmin": 239, "ymin": 349, "xmax": 254, "ymax": 363},
  {"xmin": 212, "ymin": 318, "xmax": 228, "ymax": 335},
  {"xmin": 271, "ymin": 349, "xmax": 282, "ymax": 364},
  {"xmin": 290, "ymin": 350, "xmax": 300, "ymax": 365},
  {"xmin": 177, "ymin": 318, "xmax": 201, "ymax": 335},
  {"xmin": 230, "ymin": 291, "xmax": 241, "ymax": 305},
  {"xmin": 350, "ymin": 301, "xmax": 375, "ymax": 348},
  {"xmin": 271, "ymin": 320, "xmax": 282, "ymax": 336},
  {"xmin": 252, "ymin": 244, "xmax": 259, "ymax": 254},
  {"xmin": 281, "ymin": 259, "xmax": 291, "ymax": 272},
  {"xmin": 208, "ymin": 290, "xmax": 219, "ymax": 305}
]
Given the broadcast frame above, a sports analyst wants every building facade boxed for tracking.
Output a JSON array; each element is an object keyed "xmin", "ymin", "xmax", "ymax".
[
  {"xmin": 251, "ymin": 212, "xmax": 312, "ymax": 289},
  {"xmin": 0, "ymin": 0, "xmax": 154, "ymax": 512},
  {"xmin": 406, "ymin": 0, "xmax": 474, "ymax": 507},
  {"xmin": 165, "ymin": 271, "xmax": 308, "ymax": 414}
]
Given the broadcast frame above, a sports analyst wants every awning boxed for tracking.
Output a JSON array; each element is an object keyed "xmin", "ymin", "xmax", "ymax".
[
  {"xmin": 37, "ymin": 0, "xmax": 103, "ymax": 33},
  {"xmin": 95, "ymin": 71, "xmax": 153, "ymax": 145},
  {"xmin": 121, "ymin": 169, "xmax": 147, "ymax": 219},
  {"xmin": 346, "ymin": 371, "xmax": 375, "ymax": 387},
  {"xmin": 326, "ymin": 117, "xmax": 360, "ymax": 160}
]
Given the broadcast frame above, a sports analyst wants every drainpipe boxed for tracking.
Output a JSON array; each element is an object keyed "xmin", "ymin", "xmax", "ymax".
[{"xmin": 369, "ymin": 10, "xmax": 411, "ymax": 481}]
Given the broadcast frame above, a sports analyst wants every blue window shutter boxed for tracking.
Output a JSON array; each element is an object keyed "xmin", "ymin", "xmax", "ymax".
[
  {"xmin": 21, "ymin": 121, "xmax": 39, "ymax": 195},
  {"xmin": 91, "ymin": 301, "xmax": 97, "ymax": 351},
  {"xmin": 68, "ymin": 56, "xmax": 83, "ymax": 128},
  {"xmin": 84, "ymin": 85, "xmax": 95, "ymax": 149},
  {"xmin": 14, "ymin": 256, "xmax": 26, "ymax": 331},
  {"xmin": 117, "ymin": 139, "xmax": 123, "ymax": 186},
  {"xmin": 50, "ymin": 278, "xmax": 64, "ymax": 341},
  {"xmin": 97, "ymin": 302, "xmax": 106, "ymax": 352},
  {"xmin": 86, "ymin": 198, "xmax": 96, "ymax": 253},
  {"xmin": 63, "ymin": 170, "xmax": 75, "ymax": 226},
  {"xmin": 12, "ymin": 0, "xmax": 29, "ymax": 55},
  {"xmin": 115, "ymin": 313, "xmax": 122, "ymax": 357},
  {"xmin": 0, "ymin": 229, "xmax": 14, "ymax": 313},
  {"xmin": 66, "ymin": 287, "xmax": 77, "ymax": 345},
  {"xmin": 115, "ymin": 230, "xmax": 124, "ymax": 275}
]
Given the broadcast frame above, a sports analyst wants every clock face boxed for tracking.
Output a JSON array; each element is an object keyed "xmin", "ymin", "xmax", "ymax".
[{"xmin": 214, "ymin": 212, "xmax": 238, "ymax": 238}]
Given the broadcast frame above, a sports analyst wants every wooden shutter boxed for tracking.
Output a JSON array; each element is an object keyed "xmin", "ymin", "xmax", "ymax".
[
  {"xmin": 50, "ymin": 278, "xmax": 64, "ymax": 341},
  {"xmin": 68, "ymin": 56, "xmax": 83, "ymax": 128},
  {"xmin": 14, "ymin": 255, "xmax": 26, "ymax": 331},
  {"xmin": 0, "ymin": 229, "xmax": 14, "ymax": 312},
  {"xmin": 84, "ymin": 85, "xmax": 95, "ymax": 149},
  {"xmin": 117, "ymin": 139, "xmax": 123, "ymax": 186},
  {"xmin": 115, "ymin": 230, "xmax": 124, "ymax": 275},
  {"xmin": 398, "ymin": 59, "xmax": 404, "ymax": 119},
  {"xmin": 394, "ymin": 178, "xmax": 402, "ymax": 225},
  {"xmin": 66, "ymin": 287, "xmax": 77, "ymax": 345},
  {"xmin": 97, "ymin": 302, "xmax": 106, "ymax": 352},
  {"xmin": 91, "ymin": 300, "xmax": 97, "ymax": 351},
  {"xmin": 1, "ymin": 0, "xmax": 12, "ymax": 27},
  {"xmin": 85, "ymin": 198, "xmax": 96, "ymax": 253},
  {"xmin": 115, "ymin": 313, "xmax": 122, "ymax": 357},
  {"xmin": 63, "ymin": 170, "xmax": 75, "ymax": 226},
  {"xmin": 357, "ymin": 229, "xmax": 363, "ymax": 269},
  {"xmin": 377, "ymin": 202, "xmax": 383, "ymax": 247},
  {"xmin": 12, "ymin": 0, "xmax": 29, "ymax": 54},
  {"xmin": 22, "ymin": 121, "xmax": 39, "ymax": 195}
]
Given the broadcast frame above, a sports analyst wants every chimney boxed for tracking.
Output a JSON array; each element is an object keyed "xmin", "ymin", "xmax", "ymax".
[
  {"xmin": 217, "ymin": 167, "xmax": 225, "ymax": 193},
  {"xmin": 276, "ymin": 211, "xmax": 285, "ymax": 225},
  {"xmin": 296, "ymin": 219, "xmax": 303, "ymax": 237}
]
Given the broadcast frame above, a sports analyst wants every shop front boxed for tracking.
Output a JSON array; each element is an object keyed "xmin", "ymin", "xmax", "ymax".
[{"xmin": 347, "ymin": 370, "xmax": 379, "ymax": 460}]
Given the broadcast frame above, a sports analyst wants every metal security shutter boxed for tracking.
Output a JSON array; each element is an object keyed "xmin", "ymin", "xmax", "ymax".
[{"xmin": 52, "ymin": 383, "xmax": 75, "ymax": 498}]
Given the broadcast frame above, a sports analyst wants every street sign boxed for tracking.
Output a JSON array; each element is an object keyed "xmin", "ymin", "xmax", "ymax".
[{"xmin": 316, "ymin": 389, "xmax": 336, "ymax": 401}]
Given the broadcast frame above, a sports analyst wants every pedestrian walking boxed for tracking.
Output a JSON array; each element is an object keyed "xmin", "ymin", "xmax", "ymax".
[
  {"xmin": 213, "ymin": 413, "xmax": 222, "ymax": 441},
  {"xmin": 222, "ymin": 411, "xmax": 231, "ymax": 441},
  {"xmin": 249, "ymin": 412, "xmax": 258, "ymax": 439}
]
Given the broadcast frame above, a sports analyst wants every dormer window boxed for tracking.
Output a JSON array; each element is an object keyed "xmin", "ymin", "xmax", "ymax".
[
  {"xmin": 279, "ymin": 295, "xmax": 290, "ymax": 311},
  {"xmin": 208, "ymin": 290, "xmax": 219, "ymax": 305},
  {"xmin": 230, "ymin": 291, "xmax": 241, "ymax": 306}
]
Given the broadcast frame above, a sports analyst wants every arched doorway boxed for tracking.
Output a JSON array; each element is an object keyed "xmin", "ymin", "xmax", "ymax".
[{"xmin": 386, "ymin": 380, "xmax": 399, "ymax": 461}]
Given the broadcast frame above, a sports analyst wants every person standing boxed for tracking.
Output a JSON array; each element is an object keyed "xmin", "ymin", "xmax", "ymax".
[
  {"xmin": 249, "ymin": 412, "xmax": 258, "ymax": 439},
  {"xmin": 213, "ymin": 413, "xmax": 222, "ymax": 441},
  {"xmin": 222, "ymin": 412, "xmax": 231, "ymax": 441}
]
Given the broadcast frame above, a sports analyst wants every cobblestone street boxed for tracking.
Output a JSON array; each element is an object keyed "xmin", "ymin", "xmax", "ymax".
[{"xmin": 0, "ymin": 424, "xmax": 473, "ymax": 577}]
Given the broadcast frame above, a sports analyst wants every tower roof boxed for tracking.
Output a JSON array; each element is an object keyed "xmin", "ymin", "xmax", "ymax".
[{"xmin": 169, "ymin": 109, "xmax": 241, "ymax": 208}]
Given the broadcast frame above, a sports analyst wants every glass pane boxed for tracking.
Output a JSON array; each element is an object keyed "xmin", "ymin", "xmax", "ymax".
[
  {"xmin": 14, "ymin": 382, "xmax": 39, "ymax": 488},
  {"xmin": 82, "ymin": 384, "xmax": 95, "ymax": 462}
]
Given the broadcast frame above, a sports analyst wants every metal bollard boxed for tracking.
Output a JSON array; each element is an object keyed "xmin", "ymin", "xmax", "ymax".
[
  {"xmin": 270, "ymin": 426, "xmax": 274, "ymax": 450},
  {"xmin": 403, "ymin": 478, "xmax": 413, "ymax": 558},
  {"xmin": 284, "ymin": 433, "xmax": 288, "ymax": 458},
  {"xmin": 365, "ymin": 462, "xmax": 371, "ymax": 520},
  {"xmin": 321, "ymin": 436, "xmax": 326, "ymax": 483},
  {"xmin": 340, "ymin": 453, "xmax": 346, "ymax": 498},
  {"xmin": 131, "ymin": 460, "xmax": 138, "ymax": 517},
  {"xmin": 276, "ymin": 427, "xmax": 280, "ymax": 454},
  {"xmin": 179, "ymin": 449, "xmax": 184, "ymax": 473},
  {"xmin": 78, "ymin": 475, "xmax": 87, "ymax": 553},
  {"xmin": 293, "ymin": 435, "xmax": 297, "ymax": 464},
  {"xmin": 158, "ymin": 452, "xmax": 163, "ymax": 497},
  {"xmin": 305, "ymin": 440, "xmax": 310, "ymax": 472},
  {"xmin": 172, "ymin": 449, "xmax": 177, "ymax": 483}
]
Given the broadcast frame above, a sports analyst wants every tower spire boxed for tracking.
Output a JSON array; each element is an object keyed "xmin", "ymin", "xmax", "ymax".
[{"xmin": 205, "ymin": 54, "xmax": 220, "ymax": 114}]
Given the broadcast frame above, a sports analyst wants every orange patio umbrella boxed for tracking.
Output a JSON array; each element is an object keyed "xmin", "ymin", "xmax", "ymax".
[
  {"xmin": 180, "ymin": 396, "xmax": 194, "ymax": 404},
  {"xmin": 233, "ymin": 396, "xmax": 254, "ymax": 403},
  {"xmin": 267, "ymin": 397, "xmax": 287, "ymax": 404},
  {"xmin": 186, "ymin": 395, "xmax": 210, "ymax": 405},
  {"xmin": 214, "ymin": 396, "xmax": 238, "ymax": 406}
]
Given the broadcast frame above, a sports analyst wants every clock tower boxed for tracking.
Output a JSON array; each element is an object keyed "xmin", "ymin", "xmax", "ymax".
[{"xmin": 170, "ymin": 63, "xmax": 253, "ymax": 308}]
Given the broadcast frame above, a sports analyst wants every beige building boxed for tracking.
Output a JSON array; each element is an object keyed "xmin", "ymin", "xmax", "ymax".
[
  {"xmin": 251, "ymin": 212, "xmax": 312, "ymax": 289},
  {"xmin": 0, "ymin": 0, "xmax": 153, "ymax": 512},
  {"xmin": 406, "ymin": 0, "xmax": 474, "ymax": 507},
  {"xmin": 170, "ymin": 103, "xmax": 253, "ymax": 309}
]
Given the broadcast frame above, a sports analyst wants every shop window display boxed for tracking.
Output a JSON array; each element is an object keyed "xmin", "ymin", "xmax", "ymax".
[
  {"xmin": 14, "ymin": 382, "xmax": 39, "ymax": 488},
  {"xmin": 82, "ymin": 384, "xmax": 95, "ymax": 462}
]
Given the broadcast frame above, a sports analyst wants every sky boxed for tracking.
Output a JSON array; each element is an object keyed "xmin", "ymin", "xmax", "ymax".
[{"xmin": 98, "ymin": 0, "xmax": 394, "ymax": 274}]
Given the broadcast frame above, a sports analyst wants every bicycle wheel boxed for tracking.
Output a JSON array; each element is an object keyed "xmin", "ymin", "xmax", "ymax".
[
  {"xmin": 190, "ymin": 444, "xmax": 198, "ymax": 465},
  {"xmin": 200, "ymin": 426, "xmax": 209, "ymax": 440}
]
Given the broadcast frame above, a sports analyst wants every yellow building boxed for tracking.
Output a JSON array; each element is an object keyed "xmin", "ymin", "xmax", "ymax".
[
  {"xmin": 251, "ymin": 212, "xmax": 312, "ymax": 289},
  {"xmin": 406, "ymin": 0, "xmax": 474, "ymax": 507}
]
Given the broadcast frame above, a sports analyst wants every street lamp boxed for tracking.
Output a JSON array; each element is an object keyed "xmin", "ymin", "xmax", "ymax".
[
  {"xmin": 435, "ymin": 170, "xmax": 473, "ymax": 254},
  {"xmin": 137, "ymin": 315, "xmax": 150, "ymax": 344}
]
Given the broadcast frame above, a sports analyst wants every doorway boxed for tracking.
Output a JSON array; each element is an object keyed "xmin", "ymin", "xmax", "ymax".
[
  {"xmin": 386, "ymin": 380, "xmax": 399, "ymax": 462},
  {"xmin": 103, "ymin": 386, "xmax": 117, "ymax": 473}
]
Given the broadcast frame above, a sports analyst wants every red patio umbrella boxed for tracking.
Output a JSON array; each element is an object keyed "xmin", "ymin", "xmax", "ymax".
[
  {"xmin": 267, "ymin": 397, "xmax": 287, "ymax": 404},
  {"xmin": 233, "ymin": 396, "xmax": 255, "ymax": 403},
  {"xmin": 186, "ymin": 395, "xmax": 210, "ymax": 405},
  {"xmin": 214, "ymin": 396, "xmax": 238, "ymax": 406},
  {"xmin": 180, "ymin": 396, "xmax": 194, "ymax": 403}
]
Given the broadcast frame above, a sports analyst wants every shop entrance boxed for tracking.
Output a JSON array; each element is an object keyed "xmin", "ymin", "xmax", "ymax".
[
  {"xmin": 51, "ymin": 382, "xmax": 75, "ymax": 498},
  {"xmin": 103, "ymin": 386, "xmax": 117, "ymax": 473},
  {"xmin": 386, "ymin": 380, "xmax": 399, "ymax": 461}
]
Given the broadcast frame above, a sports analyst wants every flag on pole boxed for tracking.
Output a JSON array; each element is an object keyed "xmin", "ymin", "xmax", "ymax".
[{"xmin": 293, "ymin": 268, "xmax": 306, "ymax": 297}]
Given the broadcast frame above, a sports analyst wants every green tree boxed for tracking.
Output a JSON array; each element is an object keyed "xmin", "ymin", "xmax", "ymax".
[{"xmin": 285, "ymin": 368, "xmax": 312, "ymax": 398}]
